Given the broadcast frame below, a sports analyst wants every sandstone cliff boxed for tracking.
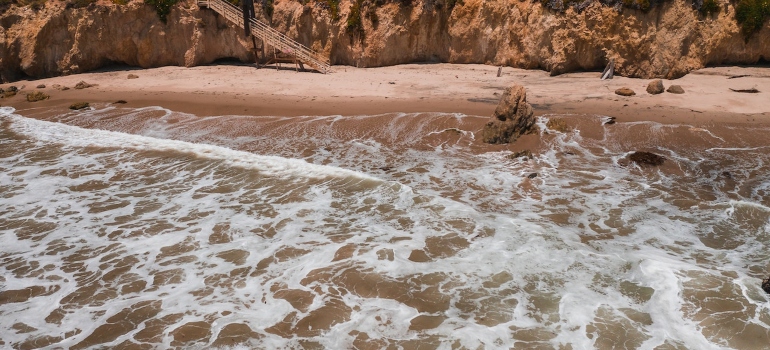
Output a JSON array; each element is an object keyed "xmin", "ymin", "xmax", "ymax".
[{"xmin": 1, "ymin": 0, "xmax": 768, "ymax": 83}]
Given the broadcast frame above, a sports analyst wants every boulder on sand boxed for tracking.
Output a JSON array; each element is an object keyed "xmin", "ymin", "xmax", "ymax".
[
  {"xmin": 482, "ymin": 84, "xmax": 537, "ymax": 144},
  {"xmin": 647, "ymin": 80, "xmax": 665, "ymax": 95},
  {"xmin": 74, "ymin": 81, "xmax": 93, "ymax": 89},
  {"xmin": 615, "ymin": 87, "xmax": 636, "ymax": 96},
  {"xmin": 667, "ymin": 85, "xmax": 685, "ymax": 94}
]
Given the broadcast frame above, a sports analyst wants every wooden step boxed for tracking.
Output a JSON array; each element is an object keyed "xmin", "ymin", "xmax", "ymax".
[{"xmin": 198, "ymin": 0, "xmax": 331, "ymax": 74}]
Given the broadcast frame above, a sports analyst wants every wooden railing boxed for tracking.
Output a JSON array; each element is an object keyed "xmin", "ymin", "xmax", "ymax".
[{"xmin": 198, "ymin": 0, "xmax": 331, "ymax": 74}]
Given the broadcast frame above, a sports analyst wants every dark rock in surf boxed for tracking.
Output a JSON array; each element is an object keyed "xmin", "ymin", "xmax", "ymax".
[
  {"xmin": 615, "ymin": 87, "xmax": 635, "ymax": 96},
  {"xmin": 762, "ymin": 277, "xmax": 770, "ymax": 294},
  {"xmin": 604, "ymin": 117, "xmax": 617, "ymax": 125},
  {"xmin": 69, "ymin": 102, "xmax": 89, "ymax": 110},
  {"xmin": 667, "ymin": 85, "xmax": 685, "ymax": 94},
  {"xmin": 629, "ymin": 151, "xmax": 665, "ymax": 166},
  {"xmin": 527, "ymin": 172, "xmax": 538, "ymax": 179},
  {"xmin": 482, "ymin": 84, "xmax": 537, "ymax": 144},
  {"xmin": 508, "ymin": 150, "xmax": 533, "ymax": 160},
  {"xmin": 647, "ymin": 80, "xmax": 665, "ymax": 95},
  {"xmin": 113, "ymin": 100, "xmax": 127, "ymax": 104}
]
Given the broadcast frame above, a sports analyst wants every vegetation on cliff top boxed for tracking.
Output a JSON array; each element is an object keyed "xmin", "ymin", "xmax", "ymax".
[
  {"xmin": 736, "ymin": 0, "xmax": 770, "ymax": 38},
  {"xmin": 144, "ymin": 0, "xmax": 180, "ymax": 22},
  {"xmin": 540, "ymin": 0, "xmax": 766, "ymax": 38}
]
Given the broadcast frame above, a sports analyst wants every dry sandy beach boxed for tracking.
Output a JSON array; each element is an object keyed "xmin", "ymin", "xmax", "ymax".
[{"xmin": 3, "ymin": 63, "xmax": 769, "ymax": 125}]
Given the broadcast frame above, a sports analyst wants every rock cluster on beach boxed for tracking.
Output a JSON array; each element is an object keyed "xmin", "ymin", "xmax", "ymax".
[{"xmin": 482, "ymin": 84, "xmax": 536, "ymax": 144}]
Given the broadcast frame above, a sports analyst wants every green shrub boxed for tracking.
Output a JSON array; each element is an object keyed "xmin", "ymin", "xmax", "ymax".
[
  {"xmin": 70, "ymin": 0, "xmax": 97, "ymax": 8},
  {"xmin": 262, "ymin": 0, "xmax": 273, "ymax": 18},
  {"xmin": 699, "ymin": 0, "xmax": 719, "ymax": 15},
  {"xmin": 145, "ymin": 0, "xmax": 180, "ymax": 22},
  {"xmin": 736, "ymin": 0, "xmax": 770, "ymax": 38},
  {"xmin": 346, "ymin": 0, "xmax": 364, "ymax": 34},
  {"xmin": 324, "ymin": 0, "xmax": 340, "ymax": 20}
]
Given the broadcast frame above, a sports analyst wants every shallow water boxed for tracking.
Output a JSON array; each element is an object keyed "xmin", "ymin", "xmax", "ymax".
[{"xmin": 1, "ymin": 105, "xmax": 769, "ymax": 349}]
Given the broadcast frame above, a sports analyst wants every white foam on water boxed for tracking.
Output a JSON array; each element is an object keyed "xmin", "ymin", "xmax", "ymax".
[
  {"xmin": 1, "ymin": 108, "xmax": 769, "ymax": 349},
  {"xmin": 4, "ymin": 111, "xmax": 380, "ymax": 183}
]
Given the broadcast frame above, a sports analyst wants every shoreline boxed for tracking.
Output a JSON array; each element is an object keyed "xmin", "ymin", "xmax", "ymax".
[{"xmin": 2, "ymin": 63, "xmax": 769, "ymax": 125}]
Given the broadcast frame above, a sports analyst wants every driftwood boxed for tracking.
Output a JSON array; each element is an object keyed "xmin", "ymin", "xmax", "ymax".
[{"xmin": 729, "ymin": 87, "xmax": 760, "ymax": 93}]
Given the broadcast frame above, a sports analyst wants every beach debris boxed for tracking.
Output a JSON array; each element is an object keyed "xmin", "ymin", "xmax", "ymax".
[
  {"xmin": 74, "ymin": 81, "xmax": 93, "ymax": 89},
  {"xmin": 762, "ymin": 277, "xmax": 770, "ymax": 294},
  {"xmin": 26, "ymin": 91, "xmax": 49, "ymax": 102},
  {"xmin": 729, "ymin": 87, "xmax": 760, "ymax": 93},
  {"xmin": 728, "ymin": 74, "xmax": 750, "ymax": 79},
  {"xmin": 508, "ymin": 150, "xmax": 533, "ymax": 160},
  {"xmin": 646, "ymin": 80, "xmax": 665, "ymax": 95},
  {"xmin": 527, "ymin": 172, "xmax": 538, "ymax": 179},
  {"xmin": 69, "ymin": 102, "xmax": 90, "ymax": 110},
  {"xmin": 615, "ymin": 87, "xmax": 635, "ymax": 96},
  {"xmin": 721, "ymin": 171, "xmax": 732, "ymax": 179},
  {"xmin": 629, "ymin": 151, "xmax": 665, "ymax": 166},
  {"xmin": 546, "ymin": 118, "xmax": 570, "ymax": 133},
  {"xmin": 113, "ymin": 100, "xmax": 128, "ymax": 104},
  {"xmin": 36, "ymin": 84, "xmax": 46, "ymax": 89},
  {"xmin": 378, "ymin": 166, "xmax": 392, "ymax": 172},
  {"xmin": 127, "ymin": 74, "xmax": 139, "ymax": 79},
  {"xmin": 666, "ymin": 85, "xmax": 685, "ymax": 94},
  {"xmin": 601, "ymin": 58, "xmax": 615, "ymax": 80},
  {"xmin": 497, "ymin": 66, "xmax": 503, "ymax": 77},
  {"xmin": 604, "ymin": 117, "xmax": 617, "ymax": 125},
  {"xmin": 388, "ymin": 81, "xmax": 395, "ymax": 84},
  {"xmin": 482, "ymin": 84, "xmax": 537, "ymax": 144}
]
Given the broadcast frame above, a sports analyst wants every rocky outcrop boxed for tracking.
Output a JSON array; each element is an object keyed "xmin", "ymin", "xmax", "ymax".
[
  {"xmin": 1, "ymin": 0, "xmax": 769, "ymax": 82},
  {"xmin": 482, "ymin": 84, "xmax": 536, "ymax": 144}
]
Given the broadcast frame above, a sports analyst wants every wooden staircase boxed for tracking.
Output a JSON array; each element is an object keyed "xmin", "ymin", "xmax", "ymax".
[{"xmin": 198, "ymin": 0, "xmax": 331, "ymax": 74}]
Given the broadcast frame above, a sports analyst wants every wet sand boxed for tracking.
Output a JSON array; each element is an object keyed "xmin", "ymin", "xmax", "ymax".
[{"xmin": 2, "ymin": 63, "xmax": 769, "ymax": 125}]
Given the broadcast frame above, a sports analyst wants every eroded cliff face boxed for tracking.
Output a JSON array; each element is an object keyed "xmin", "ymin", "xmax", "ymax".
[
  {"xmin": 1, "ymin": 0, "xmax": 768, "ymax": 82},
  {"xmin": 0, "ymin": 1, "xmax": 253, "ymax": 82}
]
